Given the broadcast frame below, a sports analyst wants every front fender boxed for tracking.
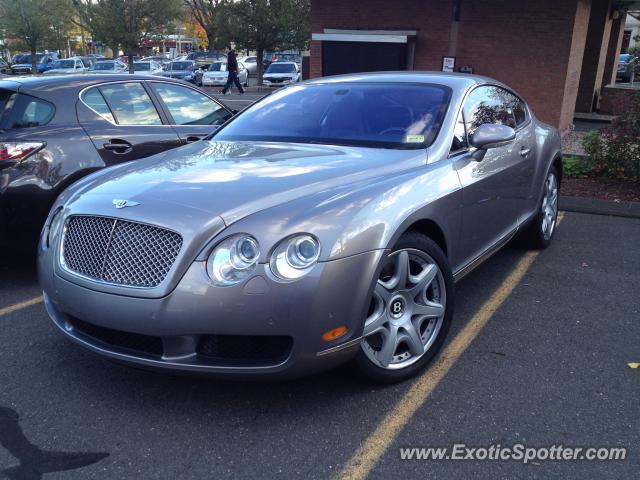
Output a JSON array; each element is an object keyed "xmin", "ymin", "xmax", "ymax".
[{"xmin": 215, "ymin": 157, "xmax": 463, "ymax": 267}]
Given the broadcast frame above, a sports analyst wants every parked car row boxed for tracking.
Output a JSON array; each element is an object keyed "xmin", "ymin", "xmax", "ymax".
[{"xmin": 10, "ymin": 52, "xmax": 60, "ymax": 74}]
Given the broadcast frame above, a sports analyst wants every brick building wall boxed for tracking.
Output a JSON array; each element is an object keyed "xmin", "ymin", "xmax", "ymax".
[
  {"xmin": 599, "ymin": 85, "xmax": 639, "ymax": 115},
  {"xmin": 310, "ymin": 0, "xmax": 453, "ymax": 78},
  {"xmin": 310, "ymin": 0, "xmax": 604, "ymax": 133},
  {"xmin": 455, "ymin": 0, "xmax": 590, "ymax": 133}
]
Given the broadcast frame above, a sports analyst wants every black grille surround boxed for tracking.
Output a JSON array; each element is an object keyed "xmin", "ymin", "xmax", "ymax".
[
  {"xmin": 61, "ymin": 215, "xmax": 183, "ymax": 288},
  {"xmin": 67, "ymin": 316, "xmax": 293, "ymax": 367}
]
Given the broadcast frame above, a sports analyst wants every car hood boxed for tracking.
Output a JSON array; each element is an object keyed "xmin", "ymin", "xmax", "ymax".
[{"xmin": 67, "ymin": 140, "xmax": 423, "ymax": 225}]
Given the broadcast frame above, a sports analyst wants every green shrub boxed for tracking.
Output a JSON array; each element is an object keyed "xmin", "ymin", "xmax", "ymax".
[
  {"xmin": 562, "ymin": 155, "xmax": 593, "ymax": 178},
  {"xmin": 581, "ymin": 93, "xmax": 640, "ymax": 179}
]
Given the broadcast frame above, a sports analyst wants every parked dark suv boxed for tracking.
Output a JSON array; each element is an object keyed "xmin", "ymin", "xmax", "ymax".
[{"xmin": 0, "ymin": 74, "xmax": 233, "ymax": 249}]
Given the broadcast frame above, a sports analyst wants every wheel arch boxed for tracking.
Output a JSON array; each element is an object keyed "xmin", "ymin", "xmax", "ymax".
[
  {"xmin": 400, "ymin": 218, "xmax": 448, "ymax": 258},
  {"xmin": 553, "ymin": 155, "xmax": 563, "ymax": 185}
]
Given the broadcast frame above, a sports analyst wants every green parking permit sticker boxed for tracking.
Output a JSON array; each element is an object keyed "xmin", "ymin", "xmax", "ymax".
[{"xmin": 405, "ymin": 135, "xmax": 425, "ymax": 143}]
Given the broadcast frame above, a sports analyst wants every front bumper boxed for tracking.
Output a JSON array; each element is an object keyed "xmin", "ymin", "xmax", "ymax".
[
  {"xmin": 39, "ymin": 244, "xmax": 384, "ymax": 379},
  {"xmin": 203, "ymin": 78, "xmax": 227, "ymax": 86},
  {"xmin": 11, "ymin": 67, "xmax": 32, "ymax": 75},
  {"xmin": 263, "ymin": 81, "xmax": 293, "ymax": 87}
]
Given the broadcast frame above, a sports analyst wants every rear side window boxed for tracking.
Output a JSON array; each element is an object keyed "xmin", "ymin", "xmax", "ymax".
[
  {"xmin": 82, "ymin": 82, "xmax": 161, "ymax": 125},
  {"xmin": 81, "ymin": 87, "xmax": 115, "ymax": 123},
  {"xmin": 511, "ymin": 95, "xmax": 529, "ymax": 126},
  {"xmin": 0, "ymin": 90, "xmax": 55, "ymax": 130},
  {"xmin": 0, "ymin": 90, "xmax": 15, "ymax": 120}
]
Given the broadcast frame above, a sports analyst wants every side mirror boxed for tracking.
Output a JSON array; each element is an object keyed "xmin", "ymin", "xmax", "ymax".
[{"xmin": 469, "ymin": 124, "xmax": 515, "ymax": 161}]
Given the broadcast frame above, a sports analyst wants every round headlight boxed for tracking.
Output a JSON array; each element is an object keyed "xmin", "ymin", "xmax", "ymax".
[
  {"xmin": 207, "ymin": 234, "xmax": 260, "ymax": 286},
  {"xmin": 270, "ymin": 234, "xmax": 321, "ymax": 280}
]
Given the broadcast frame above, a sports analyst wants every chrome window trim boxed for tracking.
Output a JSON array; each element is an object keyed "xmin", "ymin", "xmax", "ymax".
[{"xmin": 78, "ymin": 79, "xmax": 228, "ymax": 127}]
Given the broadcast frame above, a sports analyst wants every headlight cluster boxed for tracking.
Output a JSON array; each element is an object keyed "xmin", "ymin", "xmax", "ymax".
[
  {"xmin": 207, "ymin": 234, "xmax": 260, "ymax": 286},
  {"xmin": 44, "ymin": 207, "xmax": 64, "ymax": 248},
  {"xmin": 270, "ymin": 235, "xmax": 320, "ymax": 280},
  {"xmin": 206, "ymin": 233, "xmax": 321, "ymax": 285}
]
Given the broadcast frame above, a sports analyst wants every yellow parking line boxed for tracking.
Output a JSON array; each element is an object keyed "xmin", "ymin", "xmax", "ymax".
[
  {"xmin": 338, "ymin": 215, "xmax": 564, "ymax": 480},
  {"xmin": 0, "ymin": 295, "xmax": 44, "ymax": 317}
]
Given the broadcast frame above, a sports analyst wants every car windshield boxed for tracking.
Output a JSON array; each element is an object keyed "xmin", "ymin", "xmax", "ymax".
[
  {"xmin": 213, "ymin": 83, "xmax": 451, "ymax": 149},
  {"xmin": 91, "ymin": 62, "xmax": 115, "ymax": 71},
  {"xmin": 17, "ymin": 54, "xmax": 45, "ymax": 63},
  {"xmin": 52, "ymin": 60, "xmax": 74, "ymax": 69},
  {"xmin": 619, "ymin": 54, "xmax": 633, "ymax": 62},
  {"xmin": 134, "ymin": 63, "xmax": 151, "ymax": 71},
  {"xmin": 169, "ymin": 62, "xmax": 192, "ymax": 71},
  {"xmin": 267, "ymin": 63, "xmax": 296, "ymax": 73},
  {"xmin": 208, "ymin": 62, "xmax": 227, "ymax": 72}
]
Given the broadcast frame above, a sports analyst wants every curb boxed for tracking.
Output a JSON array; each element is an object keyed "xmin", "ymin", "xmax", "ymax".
[{"xmin": 559, "ymin": 195, "xmax": 640, "ymax": 219}]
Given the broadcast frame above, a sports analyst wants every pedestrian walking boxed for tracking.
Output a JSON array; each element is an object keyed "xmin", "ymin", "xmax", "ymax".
[{"xmin": 221, "ymin": 47, "xmax": 245, "ymax": 95}]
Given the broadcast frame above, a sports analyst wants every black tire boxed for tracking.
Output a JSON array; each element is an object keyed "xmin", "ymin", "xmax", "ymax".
[
  {"xmin": 354, "ymin": 231, "xmax": 454, "ymax": 383},
  {"xmin": 519, "ymin": 165, "xmax": 560, "ymax": 250}
]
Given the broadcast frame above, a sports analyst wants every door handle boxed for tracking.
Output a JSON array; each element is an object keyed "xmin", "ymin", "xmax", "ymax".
[
  {"xmin": 103, "ymin": 139, "xmax": 133, "ymax": 154},
  {"xmin": 519, "ymin": 147, "xmax": 531, "ymax": 157},
  {"xmin": 185, "ymin": 135, "xmax": 206, "ymax": 143}
]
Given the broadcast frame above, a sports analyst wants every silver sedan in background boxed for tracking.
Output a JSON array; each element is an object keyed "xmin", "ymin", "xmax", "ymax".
[{"xmin": 38, "ymin": 72, "xmax": 561, "ymax": 383}]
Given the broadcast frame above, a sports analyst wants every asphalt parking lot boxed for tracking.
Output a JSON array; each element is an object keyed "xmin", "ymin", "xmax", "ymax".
[{"xmin": 1, "ymin": 210, "xmax": 639, "ymax": 479}]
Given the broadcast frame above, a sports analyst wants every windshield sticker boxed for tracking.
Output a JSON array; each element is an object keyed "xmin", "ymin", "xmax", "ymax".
[{"xmin": 405, "ymin": 134, "xmax": 425, "ymax": 143}]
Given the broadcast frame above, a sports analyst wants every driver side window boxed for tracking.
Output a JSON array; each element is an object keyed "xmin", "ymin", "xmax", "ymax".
[{"xmin": 463, "ymin": 86, "xmax": 517, "ymax": 137}]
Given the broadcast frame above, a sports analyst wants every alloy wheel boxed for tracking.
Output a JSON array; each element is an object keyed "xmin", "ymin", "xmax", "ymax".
[
  {"xmin": 361, "ymin": 249, "xmax": 446, "ymax": 370},
  {"xmin": 541, "ymin": 171, "xmax": 558, "ymax": 240}
]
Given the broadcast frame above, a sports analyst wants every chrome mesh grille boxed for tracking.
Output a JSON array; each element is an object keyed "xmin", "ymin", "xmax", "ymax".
[{"xmin": 62, "ymin": 215, "xmax": 183, "ymax": 288}]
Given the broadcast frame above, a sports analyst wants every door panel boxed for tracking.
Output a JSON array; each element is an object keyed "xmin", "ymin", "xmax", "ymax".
[
  {"xmin": 454, "ymin": 145, "xmax": 521, "ymax": 267},
  {"xmin": 77, "ymin": 82, "xmax": 181, "ymax": 165},
  {"xmin": 454, "ymin": 85, "xmax": 529, "ymax": 268}
]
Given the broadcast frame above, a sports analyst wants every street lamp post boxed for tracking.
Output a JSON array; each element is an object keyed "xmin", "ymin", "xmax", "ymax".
[{"xmin": 175, "ymin": 26, "xmax": 186, "ymax": 57}]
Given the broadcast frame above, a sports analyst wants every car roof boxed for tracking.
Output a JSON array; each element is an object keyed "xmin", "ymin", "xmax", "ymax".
[
  {"xmin": 304, "ymin": 71, "xmax": 501, "ymax": 90},
  {"xmin": 0, "ymin": 74, "xmax": 183, "ymax": 93}
]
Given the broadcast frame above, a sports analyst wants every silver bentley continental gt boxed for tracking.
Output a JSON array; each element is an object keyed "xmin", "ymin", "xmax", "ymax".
[{"xmin": 38, "ymin": 72, "xmax": 562, "ymax": 382}]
